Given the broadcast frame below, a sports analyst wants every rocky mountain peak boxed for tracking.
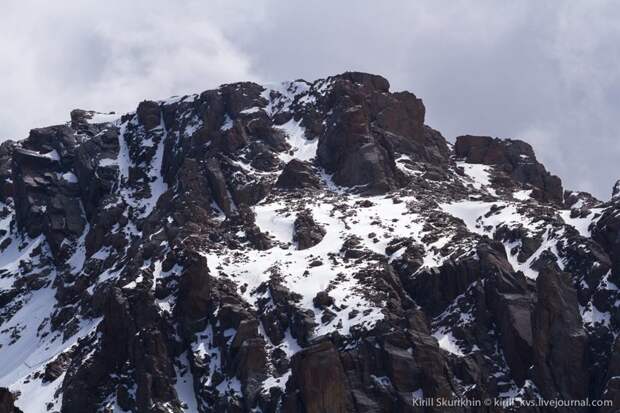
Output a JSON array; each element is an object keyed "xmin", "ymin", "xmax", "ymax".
[{"xmin": 0, "ymin": 72, "xmax": 619, "ymax": 412}]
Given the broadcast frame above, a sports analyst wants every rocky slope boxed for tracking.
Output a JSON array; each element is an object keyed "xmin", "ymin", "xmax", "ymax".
[{"xmin": 0, "ymin": 72, "xmax": 619, "ymax": 412}]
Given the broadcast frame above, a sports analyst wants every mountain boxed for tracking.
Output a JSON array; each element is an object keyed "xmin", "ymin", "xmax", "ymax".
[{"xmin": 0, "ymin": 72, "xmax": 619, "ymax": 413}]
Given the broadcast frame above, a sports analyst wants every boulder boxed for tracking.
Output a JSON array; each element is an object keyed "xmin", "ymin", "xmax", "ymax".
[
  {"xmin": 247, "ymin": 142, "xmax": 281, "ymax": 172},
  {"xmin": 312, "ymin": 291, "xmax": 334, "ymax": 309},
  {"xmin": 484, "ymin": 270, "xmax": 534, "ymax": 385},
  {"xmin": 293, "ymin": 210, "xmax": 325, "ymax": 250},
  {"xmin": 0, "ymin": 388, "xmax": 21, "ymax": 413},
  {"xmin": 275, "ymin": 159, "xmax": 321, "ymax": 191}
]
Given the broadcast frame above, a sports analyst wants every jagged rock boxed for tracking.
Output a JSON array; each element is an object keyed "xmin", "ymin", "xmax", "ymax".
[
  {"xmin": 388, "ymin": 237, "xmax": 425, "ymax": 276},
  {"xmin": 532, "ymin": 270, "xmax": 589, "ymax": 401},
  {"xmin": 247, "ymin": 142, "xmax": 281, "ymax": 172},
  {"xmin": 402, "ymin": 251, "xmax": 481, "ymax": 316},
  {"xmin": 205, "ymin": 157, "xmax": 236, "ymax": 216},
  {"xmin": 43, "ymin": 352, "xmax": 72, "ymax": 383},
  {"xmin": 285, "ymin": 340, "xmax": 352, "ymax": 413},
  {"xmin": 338, "ymin": 71, "xmax": 390, "ymax": 92},
  {"xmin": 62, "ymin": 288, "xmax": 180, "ymax": 413},
  {"xmin": 564, "ymin": 189, "xmax": 601, "ymax": 209},
  {"xmin": 74, "ymin": 127, "xmax": 120, "ymax": 219},
  {"xmin": 601, "ymin": 336, "xmax": 620, "ymax": 412},
  {"xmin": 275, "ymin": 159, "xmax": 321, "ymax": 190},
  {"xmin": 455, "ymin": 135, "xmax": 563, "ymax": 203},
  {"xmin": 593, "ymin": 203, "xmax": 620, "ymax": 283},
  {"xmin": 69, "ymin": 108, "xmax": 93, "ymax": 129},
  {"xmin": 245, "ymin": 225, "xmax": 273, "ymax": 250},
  {"xmin": 312, "ymin": 291, "xmax": 334, "ymax": 309},
  {"xmin": 0, "ymin": 388, "xmax": 21, "ymax": 413},
  {"xmin": 10, "ymin": 126, "xmax": 87, "ymax": 260},
  {"xmin": 612, "ymin": 180, "xmax": 620, "ymax": 201},
  {"xmin": 317, "ymin": 97, "xmax": 397, "ymax": 192},
  {"xmin": 137, "ymin": 100, "xmax": 162, "ymax": 130},
  {"xmin": 293, "ymin": 210, "xmax": 325, "ymax": 250},
  {"xmin": 177, "ymin": 251, "xmax": 212, "ymax": 325},
  {"xmin": 233, "ymin": 336, "xmax": 268, "ymax": 401},
  {"xmin": 315, "ymin": 72, "xmax": 449, "ymax": 193},
  {"xmin": 333, "ymin": 141, "xmax": 400, "ymax": 194},
  {"xmin": 220, "ymin": 82, "xmax": 266, "ymax": 117},
  {"xmin": 256, "ymin": 275, "xmax": 316, "ymax": 347},
  {"xmin": 230, "ymin": 175, "xmax": 272, "ymax": 207}
]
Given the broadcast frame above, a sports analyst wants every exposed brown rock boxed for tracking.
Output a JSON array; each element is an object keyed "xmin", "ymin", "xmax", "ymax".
[
  {"xmin": 455, "ymin": 135, "xmax": 563, "ymax": 203},
  {"xmin": 275, "ymin": 159, "xmax": 321, "ymax": 191},
  {"xmin": 532, "ymin": 270, "xmax": 589, "ymax": 402},
  {"xmin": 287, "ymin": 341, "xmax": 352, "ymax": 413},
  {"xmin": 137, "ymin": 100, "xmax": 162, "ymax": 130},
  {"xmin": 293, "ymin": 210, "xmax": 325, "ymax": 250},
  {"xmin": 0, "ymin": 388, "xmax": 21, "ymax": 413}
]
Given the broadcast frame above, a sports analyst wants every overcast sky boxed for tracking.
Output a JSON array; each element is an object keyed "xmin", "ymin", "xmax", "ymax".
[{"xmin": 1, "ymin": 0, "xmax": 618, "ymax": 198}]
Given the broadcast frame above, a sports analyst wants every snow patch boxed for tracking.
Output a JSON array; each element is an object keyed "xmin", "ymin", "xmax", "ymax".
[{"xmin": 276, "ymin": 119, "xmax": 318, "ymax": 162}]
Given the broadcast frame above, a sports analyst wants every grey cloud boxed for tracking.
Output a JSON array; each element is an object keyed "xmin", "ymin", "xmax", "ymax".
[
  {"xmin": 1, "ymin": 0, "xmax": 618, "ymax": 198},
  {"xmin": 0, "ymin": 0, "xmax": 254, "ymax": 139}
]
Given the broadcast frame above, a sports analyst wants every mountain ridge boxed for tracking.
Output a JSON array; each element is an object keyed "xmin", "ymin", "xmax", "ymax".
[{"xmin": 0, "ymin": 71, "xmax": 619, "ymax": 412}]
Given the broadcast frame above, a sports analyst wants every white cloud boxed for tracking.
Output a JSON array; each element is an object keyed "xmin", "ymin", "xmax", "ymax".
[{"xmin": 0, "ymin": 0, "xmax": 255, "ymax": 139}]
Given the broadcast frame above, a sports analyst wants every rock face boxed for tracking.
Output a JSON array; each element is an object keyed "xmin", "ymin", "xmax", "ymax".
[
  {"xmin": 455, "ymin": 135, "xmax": 563, "ymax": 203},
  {"xmin": 284, "ymin": 341, "xmax": 352, "ymax": 413},
  {"xmin": 593, "ymin": 201, "xmax": 620, "ymax": 284},
  {"xmin": 0, "ymin": 72, "xmax": 619, "ymax": 412},
  {"xmin": 12, "ymin": 126, "xmax": 87, "ymax": 260},
  {"xmin": 532, "ymin": 270, "xmax": 589, "ymax": 402},
  {"xmin": 315, "ymin": 72, "xmax": 451, "ymax": 193},
  {"xmin": 0, "ymin": 389, "xmax": 21, "ymax": 413},
  {"xmin": 612, "ymin": 179, "xmax": 620, "ymax": 201}
]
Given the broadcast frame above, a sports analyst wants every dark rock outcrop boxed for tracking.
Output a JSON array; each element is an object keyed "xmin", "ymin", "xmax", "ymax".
[
  {"xmin": 12, "ymin": 126, "xmax": 87, "ymax": 259},
  {"xmin": 564, "ymin": 189, "xmax": 601, "ymax": 209},
  {"xmin": 455, "ymin": 135, "xmax": 563, "ymax": 203},
  {"xmin": 293, "ymin": 210, "xmax": 325, "ymax": 250},
  {"xmin": 612, "ymin": 179, "xmax": 620, "ymax": 201},
  {"xmin": 283, "ymin": 340, "xmax": 352, "ymax": 413},
  {"xmin": 275, "ymin": 159, "xmax": 321, "ymax": 191},
  {"xmin": 0, "ymin": 389, "xmax": 21, "ymax": 413},
  {"xmin": 532, "ymin": 270, "xmax": 589, "ymax": 402},
  {"xmin": 315, "ymin": 72, "xmax": 450, "ymax": 193},
  {"xmin": 593, "ymin": 203, "xmax": 620, "ymax": 283}
]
